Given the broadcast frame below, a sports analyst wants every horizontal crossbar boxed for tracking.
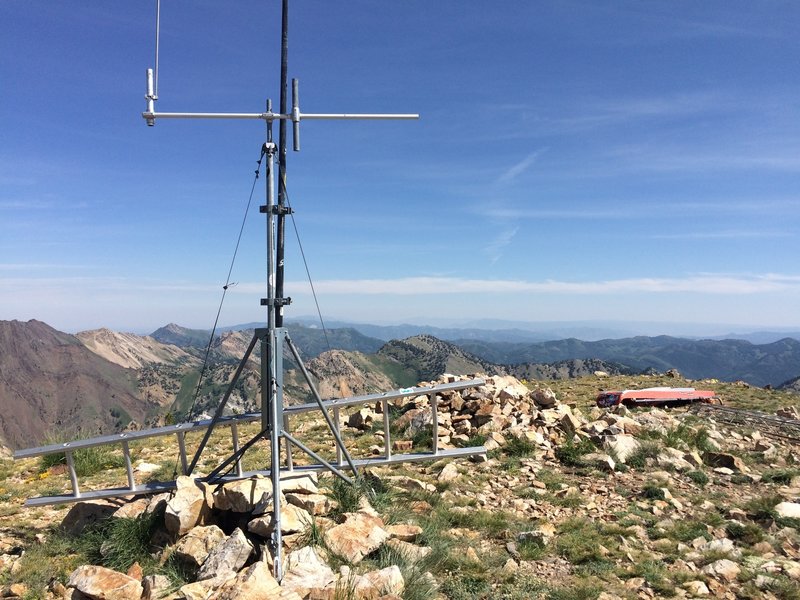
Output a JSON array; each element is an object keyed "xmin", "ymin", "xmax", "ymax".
[{"xmin": 22, "ymin": 446, "xmax": 485, "ymax": 507}]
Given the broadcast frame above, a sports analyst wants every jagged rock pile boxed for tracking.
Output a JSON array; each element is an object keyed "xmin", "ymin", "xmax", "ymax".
[
  {"xmin": 346, "ymin": 374, "xmax": 589, "ymax": 457},
  {"xmin": 49, "ymin": 471, "xmax": 416, "ymax": 600}
]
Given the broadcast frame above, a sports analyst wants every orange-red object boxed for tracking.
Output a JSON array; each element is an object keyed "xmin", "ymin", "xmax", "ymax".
[{"xmin": 596, "ymin": 387, "xmax": 719, "ymax": 408}]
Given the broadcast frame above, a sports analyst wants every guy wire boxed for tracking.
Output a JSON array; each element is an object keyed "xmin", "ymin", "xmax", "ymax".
[
  {"xmin": 171, "ymin": 147, "xmax": 266, "ymax": 478},
  {"xmin": 279, "ymin": 175, "xmax": 332, "ymax": 354}
]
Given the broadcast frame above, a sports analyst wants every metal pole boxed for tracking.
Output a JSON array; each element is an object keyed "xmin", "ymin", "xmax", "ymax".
[{"xmin": 275, "ymin": 0, "xmax": 289, "ymax": 329}]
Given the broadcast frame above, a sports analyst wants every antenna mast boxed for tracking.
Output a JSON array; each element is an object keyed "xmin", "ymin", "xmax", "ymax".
[{"xmin": 141, "ymin": 0, "xmax": 419, "ymax": 580}]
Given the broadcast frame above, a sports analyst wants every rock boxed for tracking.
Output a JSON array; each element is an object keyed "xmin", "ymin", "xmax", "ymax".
[
  {"xmin": 280, "ymin": 546, "xmax": 335, "ymax": 598},
  {"xmin": 657, "ymin": 447, "xmax": 694, "ymax": 472},
  {"xmin": 60, "ymin": 501, "xmax": 118, "ymax": 536},
  {"xmin": 701, "ymin": 538, "xmax": 737, "ymax": 556},
  {"xmin": 602, "ymin": 434, "xmax": 640, "ymax": 463},
  {"xmin": 384, "ymin": 475, "xmax": 435, "ymax": 494},
  {"xmin": 68, "ymin": 565, "xmax": 143, "ymax": 600},
  {"xmin": 701, "ymin": 558, "xmax": 741, "ymax": 582},
  {"xmin": 362, "ymin": 565, "xmax": 405, "ymax": 597},
  {"xmin": 214, "ymin": 476, "xmax": 277, "ymax": 513},
  {"xmin": 173, "ymin": 524, "xmax": 226, "ymax": 568},
  {"xmin": 165, "ymin": 476, "xmax": 210, "ymax": 537},
  {"xmin": 126, "ymin": 562, "xmax": 143, "ymax": 581},
  {"xmin": 348, "ymin": 408, "xmax": 377, "ymax": 430},
  {"xmin": 280, "ymin": 472, "xmax": 319, "ymax": 495},
  {"xmin": 285, "ymin": 492, "xmax": 332, "ymax": 516},
  {"xmin": 142, "ymin": 575, "xmax": 171, "ymax": 600},
  {"xmin": 392, "ymin": 440, "xmax": 413, "ymax": 452},
  {"xmin": 703, "ymin": 452, "xmax": 748, "ymax": 473},
  {"xmin": 559, "ymin": 413, "xmax": 582, "ymax": 435},
  {"xmin": 248, "ymin": 503, "xmax": 312, "ymax": 536},
  {"xmin": 682, "ymin": 580, "xmax": 710, "ymax": 596},
  {"xmin": 386, "ymin": 523, "xmax": 422, "ymax": 542},
  {"xmin": 212, "ymin": 560, "xmax": 282, "ymax": 600},
  {"xmin": 775, "ymin": 502, "xmax": 800, "ymax": 519},
  {"xmin": 198, "ymin": 527, "xmax": 253, "ymax": 580},
  {"xmin": 386, "ymin": 538, "xmax": 432, "ymax": 562},
  {"xmin": 324, "ymin": 512, "xmax": 389, "ymax": 564},
  {"xmin": 437, "ymin": 463, "xmax": 460, "ymax": 482},
  {"xmin": 532, "ymin": 387, "xmax": 558, "ymax": 408},
  {"xmin": 582, "ymin": 452, "xmax": 616, "ymax": 472}
]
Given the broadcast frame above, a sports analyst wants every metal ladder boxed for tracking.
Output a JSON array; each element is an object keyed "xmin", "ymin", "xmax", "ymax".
[{"xmin": 14, "ymin": 378, "xmax": 486, "ymax": 507}]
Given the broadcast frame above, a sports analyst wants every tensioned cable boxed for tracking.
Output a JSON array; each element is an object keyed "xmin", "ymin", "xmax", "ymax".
[
  {"xmin": 185, "ymin": 147, "xmax": 266, "ymax": 422},
  {"xmin": 279, "ymin": 175, "xmax": 332, "ymax": 354}
]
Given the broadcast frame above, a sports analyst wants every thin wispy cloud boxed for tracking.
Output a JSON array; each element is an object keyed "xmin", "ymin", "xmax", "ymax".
[
  {"xmin": 271, "ymin": 274, "xmax": 800, "ymax": 297},
  {"xmin": 478, "ymin": 198, "xmax": 800, "ymax": 221},
  {"xmin": 484, "ymin": 226, "xmax": 519, "ymax": 264},
  {"xmin": 650, "ymin": 230, "xmax": 791, "ymax": 240},
  {"xmin": 497, "ymin": 152, "xmax": 543, "ymax": 183}
]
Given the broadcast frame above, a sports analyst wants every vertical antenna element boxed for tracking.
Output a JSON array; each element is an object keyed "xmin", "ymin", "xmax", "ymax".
[
  {"xmin": 292, "ymin": 79, "xmax": 300, "ymax": 151},
  {"xmin": 145, "ymin": 69, "xmax": 156, "ymax": 126},
  {"xmin": 154, "ymin": 0, "xmax": 161, "ymax": 97}
]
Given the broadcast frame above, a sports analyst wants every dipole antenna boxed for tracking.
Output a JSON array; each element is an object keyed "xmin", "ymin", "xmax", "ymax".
[{"xmin": 142, "ymin": 0, "xmax": 418, "ymax": 580}]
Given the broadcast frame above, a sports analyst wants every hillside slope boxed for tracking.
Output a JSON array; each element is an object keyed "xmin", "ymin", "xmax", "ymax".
[
  {"xmin": 0, "ymin": 320, "xmax": 155, "ymax": 448},
  {"xmin": 76, "ymin": 328, "xmax": 197, "ymax": 370}
]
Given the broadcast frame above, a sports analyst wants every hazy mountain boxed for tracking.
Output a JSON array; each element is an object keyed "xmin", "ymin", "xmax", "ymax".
[
  {"xmin": 0, "ymin": 320, "xmax": 156, "ymax": 448},
  {"xmin": 151, "ymin": 323, "xmax": 212, "ymax": 348},
  {"xmin": 286, "ymin": 319, "xmax": 552, "ymax": 343},
  {"xmin": 288, "ymin": 317, "xmax": 800, "ymax": 344},
  {"xmin": 454, "ymin": 336, "xmax": 800, "ymax": 387}
]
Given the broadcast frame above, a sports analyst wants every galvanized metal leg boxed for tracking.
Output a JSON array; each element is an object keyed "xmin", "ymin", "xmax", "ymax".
[
  {"xmin": 122, "ymin": 440, "xmax": 135, "ymax": 490},
  {"xmin": 177, "ymin": 432, "xmax": 188, "ymax": 475},
  {"xmin": 383, "ymin": 398, "xmax": 391, "ymax": 459},
  {"xmin": 333, "ymin": 407, "xmax": 342, "ymax": 466},
  {"xmin": 283, "ymin": 413, "xmax": 293, "ymax": 471},
  {"xmin": 231, "ymin": 424, "xmax": 243, "ymax": 477},
  {"xmin": 285, "ymin": 335, "xmax": 359, "ymax": 476},
  {"xmin": 269, "ymin": 328, "xmax": 284, "ymax": 582},
  {"xmin": 430, "ymin": 393, "xmax": 439, "ymax": 455},
  {"xmin": 66, "ymin": 451, "xmax": 80, "ymax": 498}
]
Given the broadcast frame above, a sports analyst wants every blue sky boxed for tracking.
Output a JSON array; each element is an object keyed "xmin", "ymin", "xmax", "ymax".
[{"xmin": 2, "ymin": 1, "xmax": 800, "ymax": 335}]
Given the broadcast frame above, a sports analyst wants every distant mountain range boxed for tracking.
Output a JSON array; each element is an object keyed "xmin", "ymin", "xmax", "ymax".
[{"xmin": 2, "ymin": 318, "xmax": 799, "ymax": 448}]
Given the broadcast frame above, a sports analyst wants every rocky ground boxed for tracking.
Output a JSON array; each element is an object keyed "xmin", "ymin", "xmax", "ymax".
[{"xmin": 0, "ymin": 373, "xmax": 798, "ymax": 599}]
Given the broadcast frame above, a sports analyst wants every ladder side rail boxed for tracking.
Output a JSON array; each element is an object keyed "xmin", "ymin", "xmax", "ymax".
[
  {"xmin": 283, "ymin": 378, "xmax": 486, "ymax": 416},
  {"xmin": 13, "ymin": 412, "xmax": 263, "ymax": 460}
]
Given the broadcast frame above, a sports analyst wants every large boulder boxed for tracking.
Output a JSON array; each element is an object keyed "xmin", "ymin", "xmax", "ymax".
[
  {"xmin": 173, "ymin": 525, "xmax": 226, "ymax": 569},
  {"xmin": 213, "ymin": 476, "xmax": 277, "ymax": 513},
  {"xmin": 165, "ymin": 476, "xmax": 210, "ymax": 537},
  {"xmin": 68, "ymin": 565, "xmax": 143, "ymax": 600},
  {"xmin": 197, "ymin": 527, "xmax": 253, "ymax": 580},
  {"xmin": 280, "ymin": 546, "xmax": 335, "ymax": 598},
  {"xmin": 324, "ymin": 512, "xmax": 389, "ymax": 564},
  {"xmin": 213, "ymin": 560, "xmax": 283, "ymax": 600}
]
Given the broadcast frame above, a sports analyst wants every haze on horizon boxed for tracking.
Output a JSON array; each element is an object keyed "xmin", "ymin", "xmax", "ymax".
[{"xmin": 2, "ymin": 2, "xmax": 800, "ymax": 335}]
